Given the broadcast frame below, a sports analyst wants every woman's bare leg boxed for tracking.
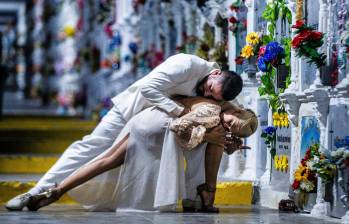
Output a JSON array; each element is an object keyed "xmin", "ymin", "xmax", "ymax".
[
  {"xmin": 200, "ymin": 143, "xmax": 224, "ymax": 206},
  {"xmin": 57, "ymin": 134, "xmax": 129, "ymax": 195},
  {"xmin": 27, "ymin": 134, "xmax": 130, "ymax": 211}
]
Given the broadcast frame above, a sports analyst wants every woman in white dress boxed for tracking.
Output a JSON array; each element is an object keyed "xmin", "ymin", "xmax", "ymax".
[{"xmin": 26, "ymin": 97, "xmax": 258, "ymax": 212}]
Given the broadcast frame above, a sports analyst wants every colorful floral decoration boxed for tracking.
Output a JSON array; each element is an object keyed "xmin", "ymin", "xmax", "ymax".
[
  {"xmin": 330, "ymin": 147, "xmax": 349, "ymax": 169},
  {"xmin": 257, "ymin": 0, "xmax": 292, "ymax": 113},
  {"xmin": 240, "ymin": 32, "xmax": 262, "ymax": 59},
  {"xmin": 291, "ymin": 20, "xmax": 326, "ymax": 68},
  {"xmin": 257, "ymin": 41, "xmax": 285, "ymax": 72},
  {"xmin": 292, "ymin": 144, "xmax": 319, "ymax": 193},
  {"xmin": 292, "ymin": 143, "xmax": 338, "ymax": 193}
]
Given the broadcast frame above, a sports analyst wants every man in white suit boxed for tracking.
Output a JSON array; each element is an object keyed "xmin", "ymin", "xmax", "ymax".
[{"xmin": 6, "ymin": 53, "xmax": 243, "ymax": 211}]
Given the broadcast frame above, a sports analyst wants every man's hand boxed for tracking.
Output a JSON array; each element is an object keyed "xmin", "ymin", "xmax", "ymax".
[{"xmin": 204, "ymin": 125, "xmax": 226, "ymax": 148}]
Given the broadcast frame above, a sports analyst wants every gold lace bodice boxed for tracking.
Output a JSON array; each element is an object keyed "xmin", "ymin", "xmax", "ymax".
[{"xmin": 169, "ymin": 103, "xmax": 221, "ymax": 150}]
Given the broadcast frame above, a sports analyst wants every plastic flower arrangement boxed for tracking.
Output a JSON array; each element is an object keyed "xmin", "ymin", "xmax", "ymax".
[
  {"xmin": 240, "ymin": 32, "xmax": 262, "ymax": 59},
  {"xmin": 261, "ymin": 126, "xmax": 277, "ymax": 157},
  {"xmin": 272, "ymin": 110, "xmax": 289, "ymax": 128},
  {"xmin": 291, "ymin": 20, "xmax": 326, "ymax": 68},
  {"xmin": 274, "ymin": 155, "xmax": 288, "ymax": 172},
  {"xmin": 292, "ymin": 144, "xmax": 318, "ymax": 193},
  {"xmin": 257, "ymin": 41, "xmax": 285, "ymax": 72},
  {"xmin": 330, "ymin": 147, "xmax": 349, "ymax": 169}
]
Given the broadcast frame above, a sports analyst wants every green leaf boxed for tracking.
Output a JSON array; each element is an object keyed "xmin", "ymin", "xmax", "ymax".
[{"xmin": 268, "ymin": 24, "xmax": 275, "ymax": 36}]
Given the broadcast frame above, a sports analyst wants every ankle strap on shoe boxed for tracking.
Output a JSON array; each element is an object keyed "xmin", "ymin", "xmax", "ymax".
[{"xmin": 197, "ymin": 183, "xmax": 216, "ymax": 193}]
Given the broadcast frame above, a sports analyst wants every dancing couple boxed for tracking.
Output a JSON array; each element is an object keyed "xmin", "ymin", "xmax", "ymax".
[{"xmin": 6, "ymin": 53, "xmax": 257, "ymax": 213}]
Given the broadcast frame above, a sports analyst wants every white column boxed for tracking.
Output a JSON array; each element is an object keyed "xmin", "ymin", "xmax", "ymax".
[
  {"xmin": 310, "ymin": 89, "xmax": 331, "ymax": 217},
  {"xmin": 284, "ymin": 0, "xmax": 299, "ymax": 93},
  {"xmin": 309, "ymin": 0, "xmax": 329, "ymax": 89}
]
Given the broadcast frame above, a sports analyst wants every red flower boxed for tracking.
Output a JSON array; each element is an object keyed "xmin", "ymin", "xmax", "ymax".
[
  {"xmin": 301, "ymin": 158, "xmax": 307, "ymax": 166},
  {"xmin": 235, "ymin": 56, "xmax": 244, "ymax": 65},
  {"xmin": 292, "ymin": 36, "xmax": 302, "ymax": 48},
  {"xmin": 306, "ymin": 149, "xmax": 311, "ymax": 157},
  {"xmin": 258, "ymin": 46, "xmax": 266, "ymax": 57},
  {"xmin": 308, "ymin": 31, "xmax": 323, "ymax": 41},
  {"xmin": 229, "ymin": 16, "xmax": 238, "ymax": 23},
  {"xmin": 292, "ymin": 20, "xmax": 305, "ymax": 29},
  {"xmin": 292, "ymin": 180, "xmax": 300, "ymax": 190}
]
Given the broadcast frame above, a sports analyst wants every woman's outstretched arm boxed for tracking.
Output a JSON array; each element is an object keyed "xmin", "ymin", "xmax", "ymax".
[{"xmin": 57, "ymin": 134, "xmax": 129, "ymax": 195}]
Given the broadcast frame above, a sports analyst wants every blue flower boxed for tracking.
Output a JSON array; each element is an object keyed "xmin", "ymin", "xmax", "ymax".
[
  {"xmin": 128, "ymin": 42, "xmax": 138, "ymax": 54},
  {"xmin": 257, "ymin": 57, "xmax": 271, "ymax": 72},
  {"xmin": 264, "ymin": 126, "xmax": 276, "ymax": 135},
  {"xmin": 264, "ymin": 42, "xmax": 284, "ymax": 62}
]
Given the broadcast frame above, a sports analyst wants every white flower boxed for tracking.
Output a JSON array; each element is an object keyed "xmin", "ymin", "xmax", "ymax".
[
  {"xmin": 331, "ymin": 151, "xmax": 337, "ymax": 157},
  {"xmin": 300, "ymin": 180, "xmax": 315, "ymax": 192},
  {"xmin": 306, "ymin": 160, "xmax": 315, "ymax": 170},
  {"xmin": 344, "ymin": 151, "xmax": 349, "ymax": 158},
  {"xmin": 313, "ymin": 156, "xmax": 320, "ymax": 163}
]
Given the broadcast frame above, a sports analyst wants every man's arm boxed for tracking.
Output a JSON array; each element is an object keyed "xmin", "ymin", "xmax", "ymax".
[{"xmin": 139, "ymin": 54, "xmax": 219, "ymax": 117}]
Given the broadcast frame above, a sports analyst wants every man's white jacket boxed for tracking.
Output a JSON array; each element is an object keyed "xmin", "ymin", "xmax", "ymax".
[{"xmin": 112, "ymin": 53, "xmax": 220, "ymax": 121}]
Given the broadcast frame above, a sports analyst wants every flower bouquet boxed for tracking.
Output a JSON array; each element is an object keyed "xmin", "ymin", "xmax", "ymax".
[
  {"xmin": 292, "ymin": 144, "xmax": 319, "ymax": 211},
  {"xmin": 291, "ymin": 20, "xmax": 326, "ymax": 68},
  {"xmin": 240, "ymin": 32, "xmax": 262, "ymax": 76},
  {"xmin": 292, "ymin": 144, "xmax": 319, "ymax": 193}
]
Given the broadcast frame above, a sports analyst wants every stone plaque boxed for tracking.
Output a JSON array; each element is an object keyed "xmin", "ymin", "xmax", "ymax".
[{"xmin": 271, "ymin": 127, "xmax": 292, "ymax": 191}]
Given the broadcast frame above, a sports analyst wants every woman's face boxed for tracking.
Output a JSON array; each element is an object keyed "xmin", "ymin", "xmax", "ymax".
[{"xmin": 220, "ymin": 109, "xmax": 246, "ymax": 135}]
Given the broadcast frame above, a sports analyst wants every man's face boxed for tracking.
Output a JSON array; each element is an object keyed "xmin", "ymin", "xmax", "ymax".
[{"xmin": 197, "ymin": 71, "xmax": 224, "ymax": 100}]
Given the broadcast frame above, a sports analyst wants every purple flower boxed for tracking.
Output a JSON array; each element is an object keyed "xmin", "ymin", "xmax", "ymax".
[
  {"xmin": 258, "ymin": 57, "xmax": 271, "ymax": 72},
  {"xmin": 264, "ymin": 126, "xmax": 276, "ymax": 135}
]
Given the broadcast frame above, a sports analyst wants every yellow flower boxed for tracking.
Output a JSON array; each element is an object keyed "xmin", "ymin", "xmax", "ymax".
[
  {"xmin": 274, "ymin": 155, "xmax": 279, "ymax": 170},
  {"xmin": 276, "ymin": 120, "xmax": 281, "ymax": 127},
  {"xmin": 294, "ymin": 164, "xmax": 308, "ymax": 182},
  {"xmin": 281, "ymin": 156, "xmax": 288, "ymax": 172},
  {"xmin": 273, "ymin": 120, "xmax": 278, "ymax": 126},
  {"xmin": 280, "ymin": 120, "xmax": 285, "ymax": 127},
  {"xmin": 241, "ymin": 45, "xmax": 254, "ymax": 58},
  {"xmin": 246, "ymin": 32, "xmax": 260, "ymax": 45},
  {"xmin": 63, "ymin": 25, "xmax": 75, "ymax": 37},
  {"xmin": 273, "ymin": 112, "xmax": 280, "ymax": 120}
]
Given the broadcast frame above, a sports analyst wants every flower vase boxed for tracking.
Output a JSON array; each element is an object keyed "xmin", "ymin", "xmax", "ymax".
[
  {"xmin": 276, "ymin": 64, "xmax": 288, "ymax": 89},
  {"xmin": 243, "ymin": 56, "xmax": 258, "ymax": 78},
  {"xmin": 319, "ymin": 65, "xmax": 332, "ymax": 86},
  {"xmin": 295, "ymin": 192, "xmax": 317, "ymax": 213}
]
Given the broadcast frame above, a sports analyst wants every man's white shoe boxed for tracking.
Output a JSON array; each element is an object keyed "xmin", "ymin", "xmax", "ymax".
[{"xmin": 5, "ymin": 193, "xmax": 32, "ymax": 211}]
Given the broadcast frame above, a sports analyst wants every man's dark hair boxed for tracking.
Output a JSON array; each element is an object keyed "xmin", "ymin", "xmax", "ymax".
[{"xmin": 219, "ymin": 71, "xmax": 243, "ymax": 101}]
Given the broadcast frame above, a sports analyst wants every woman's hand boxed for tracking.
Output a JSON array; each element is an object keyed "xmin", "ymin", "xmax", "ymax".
[
  {"xmin": 204, "ymin": 125, "xmax": 226, "ymax": 147},
  {"xmin": 224, "ymin": 135, "xmax": 251, "ymax": 155}
]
